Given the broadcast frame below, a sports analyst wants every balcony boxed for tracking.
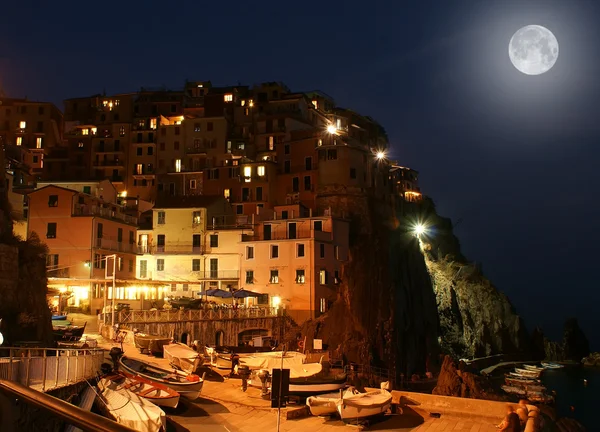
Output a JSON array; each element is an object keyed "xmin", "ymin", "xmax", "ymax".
[
  {"xmin": 95, "ymin": 146, "xmax": 124, "ymax": 154},
  {"xmin": 95, "ymin": 238, "xmax": 136, "ymax": 253},
  {"xmin": 132, "ymin": 169, "xmax": 156, "ymax": 179},
  {"xmin": 47, "ymin": 268, "xmax": 70, "ymax": 278},
  {"xmin": 93, "ymin": 159, "xmax": 124, "ymax": 168},
  {"xmin": 138, "ymin": 244, "xmax": 205, "ymax": 254},
  {"xmin": 242, "ymin": 229, "xmax": 332, "ymax": 242},
  {"xmin": 186, "ymin": 146, "xmax": 207, "ymax": 155},
  {"xmin": 73, "ymin": 204, "xmax": 138, "ymax": 225},
  {"xmin": 194, "ymin": 270, "xmax": 240, "ymax": 280}
]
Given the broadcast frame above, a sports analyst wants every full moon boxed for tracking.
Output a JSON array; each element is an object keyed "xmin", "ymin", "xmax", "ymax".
[{"xmin": 509, "ymin": 25, "xmax": 559, "ymax": 75}]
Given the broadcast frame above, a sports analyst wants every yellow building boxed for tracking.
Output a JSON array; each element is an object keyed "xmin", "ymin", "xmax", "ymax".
[{"xmin": 136, "ymin": 195, "xmax": 240, "ymax": 299}]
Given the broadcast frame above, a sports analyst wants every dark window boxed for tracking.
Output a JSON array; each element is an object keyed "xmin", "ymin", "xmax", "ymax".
[
  {"xmin": 256, "ymin": 187, "xmax": 263, "ymax": 201},
  {"xmin": 117, "ymin": 228, "xmax": 123, "ymax": 242},
  {"xmin": 48, "ymin": 195, "xmax": 58, "ymax": 207},
  {"xmin": 210, "ymin": 234, "xmax": 219, "ymax": 248},
  {"xmin": 38, "ymin": 106, "xmax": 44, "ymax": 115},
  {"xmin": 292, "ymin": 177, "xmax": 299, "ymax": 192},
  {"xmin": 284, "ymin": 144, "xmax": 290, "ymax": 155},
  {"xmin": 350, "ymin": 168, "xmax": 357, "ymax": 179},
  {"xmin": 137, "ymin": 147, "xmax": 142, "ymax": 156},
  {"xmin": 284, "ymin": 160, "xmax": 291, "ymax": 174},
  {"xmin": 207, "ymin": 122, "xmax": 213, "ymax": 131},
  {"xmin": 97, "ymin": 223, "xmax": 103, "ymax": 239},
  {"xmin": 246, "ymin": 270, "xmax": 254, "ymax": 284},
  {"xmin": 175, "ymin": 127, "xmax": 180, "ymax": 135},
  {"xmin": 314, "ymin": 220, "xmax": 323, "ymax": 231},
  {"xmin": 304, "ymin": 176, "xmax": 311, "ymax": 191},
  {"xmin": 236, "ymin": 205, "xmax": 243, "ymax": 215},
  {"xmin": 320, "ymin": 243, "xmax": 325, "ymax": 258},
  {"xmin": 288, "ymin": 223, "xmax": 297, "ymax": 239},
  {"xmin": 281, "ymin": 211, "xmax": 288, "ymax": 219},
  {"xmin": 297, "ymin": 243, "xmax": 305, "ymax": 257},
  {"xmin": 209, "ymin": 258, "xmax": 218, "ymax": 278},
  {"xmin": 129, "ymin": 231, "xmax": 134, "ymax": 244},
  {"xmin": 305, "ymin": 157, "xmax": 312, "ymax": 170},
  {"xmin": 46, "ymin": 223, "xmax": 57, "ymax": 239},
  {"xmin": 327, "ymin": 149, "xmax": 337, "ymax": 160},
  {"xmin": 157, "ymin": 259, "xmax": 165, "ymax": 271},
  {"xmin": 37, "ymin": 121, "xmax": 44, "ymax": 133},
  {"xmin": 246, "ymin": 246, "xmax": 254, "ymax": 259},
  {"xmin": 271, "ymin": 245, "xmax": 279, "ymax": 258},
  {"xmin": 129, "ymin": 259, "xmax": 133, "ymax": 272},
  {"xmin": 148, "ymin": 147, "xmax": 153, "ymax": 155},
  {"xmin": 193, "ymin": 234, "xmax": 201, "ymax": 250},
  {"xmin": 192, "ymin": 259, "xmax": 201, "ymax": 271},
  {"xmin": 83, "ymin": 186, "xmax": 91, "ymax": 194}
]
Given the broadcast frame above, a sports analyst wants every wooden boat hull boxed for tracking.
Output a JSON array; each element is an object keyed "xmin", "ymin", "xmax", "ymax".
[
  {"xmin": 52, "ymin": 322, "xmax": 86, "ymax": 342},
  {"xmin": 306, "ymin": 392, "xmax": 340, "ymax": 416},
  {"xmin": 109, "ymin": 371, "xmax": 181, "ymax": 409},
  {"xmin": 541, "ymin": 362, "xmax": 563, "ymax": 369},
  {"xmin": 289, "ymin": 373, "xmax": 347, "ymax": 396},
  {"xmin": 134, "ymin": 333, "xmax": 172, "ymax": 356},
  {"xmin": 119, "ymin": 356, "xmax": 203, "ymax": 401},
  {"xmin": 514, "ymin": 367, "xmax": 541, "ymax": 377},
  {"xmin": 163, "ymin": 343, "xmax": 201, "ymax": 374},
  {"xmin": 501, "ymin": 385, "xmax": 527, "ymax": 396},
  {"xmin": 337, "ymin": 389, "xmax": 392, "ymax": 423}
]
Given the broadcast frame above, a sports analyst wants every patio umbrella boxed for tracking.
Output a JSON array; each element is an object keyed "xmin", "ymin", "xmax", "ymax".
[
  {"xmin": 206, "ymin": 288, "xmax": 232, "ymax": 298},
  {"xmin": 233, "ymin": 289, "xmax": 262, "ymax": 298}
]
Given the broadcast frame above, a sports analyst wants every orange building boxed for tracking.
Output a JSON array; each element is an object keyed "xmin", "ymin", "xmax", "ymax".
[
  {"xmin": 27, "ymin": 181, "xmax": 138, "ymax": 313},
  {"xmin": 239, "ymin": 204, "xmax": 349, "ymax": 321}
]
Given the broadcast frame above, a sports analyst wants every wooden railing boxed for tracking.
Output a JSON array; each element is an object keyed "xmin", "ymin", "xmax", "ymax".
[
  {"xmin": 101, "ymin": 307, "xmax": 279, "ymax": 324},
  {"xmin": 0, "ymin": 348, "xmax": 105, "ymax": 393}
]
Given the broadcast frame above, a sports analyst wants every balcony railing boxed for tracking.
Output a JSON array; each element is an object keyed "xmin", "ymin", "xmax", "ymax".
[
  {"xmin": 95, "ymin": 238, "xmax": 136, "ymax": 253},
  {"xmin": 243, "ymin": 229, "xmax": 332, "ymax": 242},
  {"xmin": 103, "ymin": 306, "xmax": 278, "ymax": 324},
  {"xmin": 47, "ymin": 268, "xmax": 70, "ymax": 278},
  {"xmin": 93, "ymin": 160, "xmax": 124, "ymax": 167},
  {"xmin": 73, "ymin": 205, "xmax": 137, "ymax": 225},
  {"xmin": 194, "ymin": 270, "xmax": 240, "ymax": 280},
  {"xmin": 186, "ymin": 146, "xmax": 207, "ymax": 155},
  {"xmin": 138, "ymin": 244, "xmax": 205, "ymax": 254}
]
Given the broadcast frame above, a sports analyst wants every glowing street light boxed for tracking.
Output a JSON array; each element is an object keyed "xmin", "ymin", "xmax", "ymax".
[
  {"xmin": 376, "ymin": 151, "xmax": 386, "ymax": 160},
  {"xmin": 326, "ymin": 124, "xmax": 337, "ymax": 135},
  {"xmin": 414, "ymin": 224, "xmax": 426, "ymax": 236}
]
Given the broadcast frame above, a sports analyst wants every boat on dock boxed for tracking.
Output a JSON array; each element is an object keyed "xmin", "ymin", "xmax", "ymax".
[
  {"xmin": 204, "ymin": 345, "xmax": 277, "ymax": 369},
  {"xmin": 163, "ymin": 343, "xmax": 202, "ymax": 374},
  {"xmin": 541, "ymin": 361, "xmax": 564, "ymax": 369},
  {"xmin": 97, "ymin": 377, "xmax": 166, "ymax": 432},
  {"xmin": 523, "ymin": 364, "xmax": 545, "ymax": 372},
  {"xmin": 134, "ymin": 333, "xmax": 172, "ymax": 356},
  {"xmin": 52, "ymin": 322, "xmax": 86, "ymax": 342},
  {"xmin": 51, "ymin": 314, "xmax": 68, "ymax": 321},
  {"xmin": 307, "ymin": 385, "xmax": 392, "ymax": 423},
  {"xmin": 119, "ymin": 355, "xmax": 204, "ymax": 400},
  {"xmin": 514, "ymin": 367, "xmax": 541, "ymax": 378},
  {"xmin": 288, "ymin": 366, "xmax": 347, "ymax": 396},
  {"xmin": 527, "ymin": 391, "xmax": 555, "ymax": 404},
  {"xmin": 505, "ymin": 376, "xmax": 541, "ymax": 387},
  {"xmin": 104, "ymin": 371, "xmax": 181, "ymax": 408},
  {"xmin": 501, "ymin": 385, "xmax": 527, "ymax": 396}
]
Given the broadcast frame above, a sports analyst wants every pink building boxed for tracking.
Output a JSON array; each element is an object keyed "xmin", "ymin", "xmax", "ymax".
[{"xmin": 240, "ymin": 204, "xmax": 349, "ymax": 322}]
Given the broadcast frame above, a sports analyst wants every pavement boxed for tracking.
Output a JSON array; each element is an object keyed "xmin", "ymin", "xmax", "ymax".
[{"xmin": 88, "ymin": 335, "xmax": 498, "ymax": 432}]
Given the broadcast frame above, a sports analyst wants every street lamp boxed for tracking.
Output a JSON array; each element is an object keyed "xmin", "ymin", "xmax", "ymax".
[
  {"xmin": 326, "ymin": 124, "xmax": 337, "ymax": 135},
  {"xmin": 414, "ymin": 224, "xmax": 426, "ymax": 237},
  {"xmin": 376, "ymin": 151, "xmax": 386, "ymax": 160}
]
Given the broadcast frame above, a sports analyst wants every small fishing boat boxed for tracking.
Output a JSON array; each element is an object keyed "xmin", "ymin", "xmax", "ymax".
[
  {"xmin": 204, "ymin": 345, "xmax": 276, "ymax": 369},
  {"xmin": 97, "ymin": 377, "xmax": 166, "ymax": 432},
  {"xmin": 119, "ymin": 356, "xmax": 204, "ymax": 400},
  {"xmin": 52, "ymin": 322, "xmax": 87, "ymax": 342},
  {"xmin": 289, "ymin": 369, "xmax": 348, "ymax": 396},
  {"xmin": 514, "ymin": 367, "xmax": 541, "ymax": 377},
  {"xmin": 65, "ymin": 386, "xmax": 96, "ymax": 432},
  {"xmin": 163, "ymin": 343, "xmax": 201, "ymax": 374},
  {"xmin": 527, "ymin": 391, "xmax": 555, "ymax": 404},
  {"xmin": 134, "ymin": 333, "xmax": 172, "ymax": 356},
  {"xmin": 337, "ymin": 386, "xmax": 392, "ymax": 423},
  {"xmin": 505, "ymin": 377, "xmax": 541, "ymax": 387},
  {"xmin": 541, "ymin": 361, "xmax": 564, "ymax": 369},
  {"xmin": 105, "ymin": 371, "xmax": 181, "ymax": 409},
  {"xmin": 507, "ymin": 372, "xmax": 541, "ymax": 380},
  {"xmin": 523, "ymin": 364, "xmax": 545, "ymax": 372},
  {"xmin": 501, "ymin": 385, "xmax": 527, "ymax": 396},
  {"xmin": 52, "ymin": 315, "xmax": 68, "ymax": 321},
  {"xmin": 306, "ymin": 391, "xmax": 341, "ymax": 416}
]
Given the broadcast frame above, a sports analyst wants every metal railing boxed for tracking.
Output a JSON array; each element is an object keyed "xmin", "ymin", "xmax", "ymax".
[
  {"xmin": 242, "ymin": 229, "xmax": 332, "ymax": 242},
  {"xmin": 102, "ymin": 306, "xmax": 279, "ymax": 324},
  {"xmin": 73, "ymin": 205, "xmax": 138, "ymax": 225},
  {"xmin": 96, "ymin": 238, "xmax": 136, "ymax": 253},
  {"xmin": 0, "ymin": 379, "xmax": 136, "ymax": 432},
  {"xmin": 0, "ymin": 348, "xmax": 105, "ymax": 393}
]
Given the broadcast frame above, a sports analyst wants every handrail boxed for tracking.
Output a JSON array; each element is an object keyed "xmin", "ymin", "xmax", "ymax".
[{"xmin": 0, "ymin": 379, "xmax": 136, "ymax": 432}]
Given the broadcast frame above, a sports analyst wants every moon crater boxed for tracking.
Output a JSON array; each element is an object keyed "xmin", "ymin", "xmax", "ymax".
[{"xmin": 509, "ymin": 25, "xmax": 559, "ymax": 75}]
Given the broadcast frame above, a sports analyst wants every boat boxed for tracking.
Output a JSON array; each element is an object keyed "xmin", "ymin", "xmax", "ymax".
[
  {"xmin": 306, "ymin": 391, "xmax": 341, "ymax": 416},
  {"xmin": 505, "ymin": 377, "xmax": 541, "ymax": 387},
  {"xmin": 527, "ymin": 391, "xmax": 555, "ymax": 404},
  {"xmin": 507, "ymin": 372, "xmax": 540, "ymax": 380},
  {"xmin": 163, "ymin": 343, "xmax": 201, "ymax": 374},
  {"xmin": 65, "ymin": 386, "xmax": 96, "ymax": 432},
  {"xmin": 514, "ymin": 367, "xmax": 541, "ymax": 377},
  {"xmin": 97, "ymin": 377, "xmax": 166, "ymax": 432},
  {"xmin": 104, "ymin": 371, "xmax": 181, "ymax": 409},
  {"xmin": 523, "ymin": 364, "xmax": 545, "ymax": 372},
  {"xmin": 52, "ymin": 315, "xmax": 68, "ymax": 321},
  {"xmin": 501, "ymin": 385, "xmax": 527, "ymax": 396},
  {"xmin": 134, "ymin": 333, "xmax": 172, "ymax": 356},
  {"xmin": 337, "ymin": 386, "xmax": 392, "ymax": 423},
  {"xmin": 119, "ymin": 355, "xmax": 204, "ymax": 400},
  {"xmin": 541, "ymin": 361, "xmax": 564, "ymax": 369},
  {"xmin": 52, "ymin": 322, "xmax": 87, "ymax": 342},
  {"xmin": 289, "ymin": 366, "xmax": 347, "ymax": 396},
  {"xmin": 204, "ymin": 345, "xmax": 276, "ymax": 369}
]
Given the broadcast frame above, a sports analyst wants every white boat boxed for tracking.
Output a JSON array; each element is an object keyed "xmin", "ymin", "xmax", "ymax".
[
  {"xmin": 306, "ymin": 391, "xmax": 341, "ymax": 416},
  {"xmin": 119, "ymin": 356, "xmax": 204, "ymax": 400},
  {"xmin": 515, "ymin": 367, "xmax": 541, "ymax": 377},
  {"xmin": 501, "ymin": 385, "xmax": 527, "ymax": 396},
  {"xmin": 541, "ymin": 361, "xmax": 564, "ymax": 369},
  {"xmin": 163, "ymin": 343, "xmax": 202, "ymax": 374},
  {"xmin": 107, "ymin": 371, "xmax": 180, "ymax": 409},
  {"xmin": 65, "ymin": 386, "xmax": 97, "ymax": 432},
  {"xmin": 97, "ymin": 377, "xmax": 166, "ymax": 432},
  {"xmin": 523, "ymin": 364, "xmax": 545, "ymax": 372},
  {"xmin": 338, "ymin": 386, "xmax": 392, "ymax": 423}
]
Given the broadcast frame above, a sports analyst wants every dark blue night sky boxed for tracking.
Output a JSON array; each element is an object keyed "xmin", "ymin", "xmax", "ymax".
[{"xmin": 1, "ymin": 0, "xmax": 599, "ymax": 347}]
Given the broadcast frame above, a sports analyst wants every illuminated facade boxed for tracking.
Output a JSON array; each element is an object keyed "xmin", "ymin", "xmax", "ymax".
[
  {"xmin": 239, "ymin": 204, "xmax": 349, "ymax": 321},
  {"xmin": 390, "ymin": 165, "xmax": 422, "ymax": 202}
]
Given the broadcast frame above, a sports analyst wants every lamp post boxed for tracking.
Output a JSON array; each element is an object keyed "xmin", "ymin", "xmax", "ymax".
[{"xmin": 104, "ymin": 254, "xmax": 117, "ymax": 327}]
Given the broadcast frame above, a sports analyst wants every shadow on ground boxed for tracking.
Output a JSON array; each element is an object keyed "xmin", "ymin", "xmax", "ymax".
[{"xmin": 196, "ymin": 365, "xmax": 225, "ymax": 382}]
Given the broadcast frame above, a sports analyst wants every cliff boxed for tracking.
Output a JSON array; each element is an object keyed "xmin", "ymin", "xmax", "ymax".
[{"xmin": 298, "ymin": 190, "xmax": 529, "ymax": 379}]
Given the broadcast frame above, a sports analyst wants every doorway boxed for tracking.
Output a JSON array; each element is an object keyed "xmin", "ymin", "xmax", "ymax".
[{"xmin": 215, "ymin": 330, "xmax": 224, "ymax": 346}]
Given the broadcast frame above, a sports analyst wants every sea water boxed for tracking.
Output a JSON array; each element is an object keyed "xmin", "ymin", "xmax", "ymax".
[{"xmin": 541, "ymin": 366, "xmax": 598, "ymax": 429}]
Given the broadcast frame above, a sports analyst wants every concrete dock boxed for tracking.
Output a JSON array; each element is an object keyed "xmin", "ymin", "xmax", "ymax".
[{"xmin": 91, "ymin": 334, "xmax": 499, "ymax": 431}]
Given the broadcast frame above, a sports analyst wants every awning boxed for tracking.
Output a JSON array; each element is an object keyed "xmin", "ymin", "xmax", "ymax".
[{"xmin": 233, "ymin": 289, "xmax": 263, "ymax": 298}]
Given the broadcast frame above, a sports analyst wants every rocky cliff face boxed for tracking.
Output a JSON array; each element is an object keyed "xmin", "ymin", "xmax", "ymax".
[
  {"xmin": 418, "ymin": 200, "xmax": 530, "ymax": 359},
  {"xmin": 532, "ymin": 319, "xmax": 590, "ymax": 362}
]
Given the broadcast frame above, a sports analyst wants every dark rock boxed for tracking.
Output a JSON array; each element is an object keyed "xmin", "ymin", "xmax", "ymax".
[
  {"xmin": 582, "ymin": 352, "xmax": 600, "ymax": 367},
  {"xmin": 432, "ymin": 355, "xmax": 507, "ymax": 400},
  {"xmin": 562, "ymin": 318, "xmax": 590, "ymax": 361},
  {"xmin": 531, "ymin": 326, "xmax": 547, "ymax": 360}
]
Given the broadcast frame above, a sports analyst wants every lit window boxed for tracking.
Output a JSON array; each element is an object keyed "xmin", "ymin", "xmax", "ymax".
[
  {"xmin": 296, "ymin": 269, "xmax": 305, "ymax": 284},
  {"xmin": 19, "ymin": 121, "xmax": 26, "ymax": 129},
  {"xmin": 248, "ymin": 100, "xmax": 254, "ymax": 107},
  {"xmin": 82, "ymin": 128, "xmax": 89, "ymax": 135},
  {"xmin": 336, "ymin": 118, "xmax": 341, "ymax": 129},
  {"xmin": 224, "ymin": 93, "xmax": 233, "ymax": 102},
  {"xmin": 114, "ymin": 100, "xmax": 120, "ymax": 106},
  {"xmin": 78, "ymin": 142, "xmax": 84, "ymax": 148},
  {"xmin": 312, "ymin": 100, "xmax": 318, "ymax": 109},
  {"xmin": 243, "ymin": 166, "xmax": 251, "ymax": 180},
  {"xmin": 175, "ymin": 159, "xmax": 182, "ymax": 173},
  {"xmin": 241, "ymin": 100, "xmax": 246, "ymax": 106},
  {"xmin": 319, "ymin": 269, "xmax": 327, "ymax": 285},
  {"xmin": 268, "ymin": 136, "xmax": 274, "ymax": 150},
  {"xmin": 91, "ymin": 127, "xmax": 97, "ymax": 135},
  {"xmin": 136, "ymin": 164, "xmax": 143, "ymax": 175},
  {"xmin": 270, "ymin": 270, "xmax": 279, "ymax": 284},
  {"xmin": 320, "ymin": 298, "xmax": 327, "ymax": 313},
  {"xmin": 192, "ymin": 211, "xmax": 201, "ymax": 224},
  {"xmin": 318, "ymin": 139, "xmax": 323, "ymax": 146},
  {"xmin": 150, "ymin": 118, "xmax": 157, "ymax": 130},
  {"xmin": 223, "ymin": 189, "xmax": 231, "ymax": 199},
  {"xmin": 36, "ymin": 137, "xmax": 42, "ymax": 149},
  {"xmin": 16, "ymin": 137, "xmax": 22, "ymax": 146},
  {"xmin": 257, "ymin": 166, "xmax": 265, "ymax": 176}
]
